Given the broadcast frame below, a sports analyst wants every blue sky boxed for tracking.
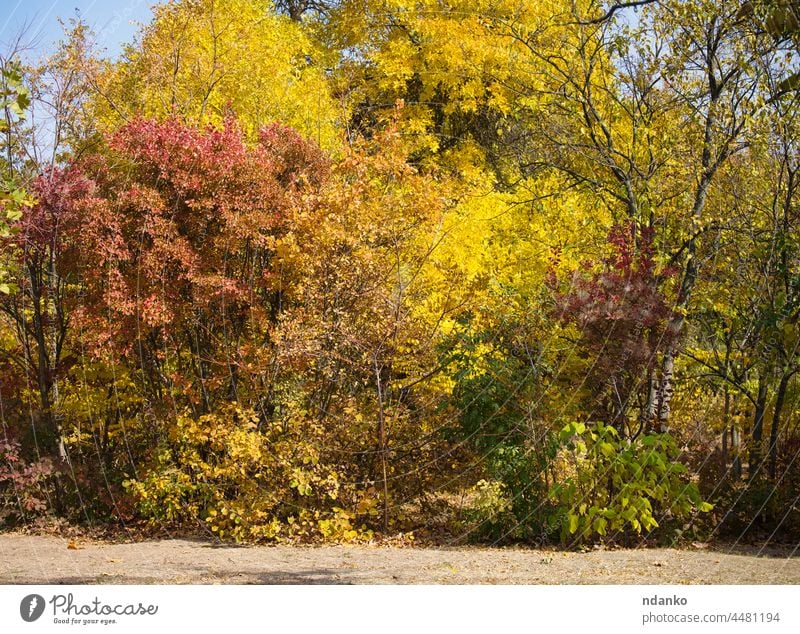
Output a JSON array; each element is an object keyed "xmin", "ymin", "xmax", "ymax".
[{"xmin": 0, "ymin": 0, "xmax": 155, "ymax": 60}]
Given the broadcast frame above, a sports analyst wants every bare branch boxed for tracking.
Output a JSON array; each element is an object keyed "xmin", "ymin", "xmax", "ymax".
[{"xmin": 576, "ymin": 0, "xmax": 660, "ymax": 26}]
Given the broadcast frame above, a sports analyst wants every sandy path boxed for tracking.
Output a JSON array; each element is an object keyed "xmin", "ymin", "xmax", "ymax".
[{"xmin": 0, "ymin": 534, "xmax": 797, "ymax": 584}]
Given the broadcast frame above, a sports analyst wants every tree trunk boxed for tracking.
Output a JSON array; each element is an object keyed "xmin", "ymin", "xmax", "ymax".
[
  {"xmin": 655, "ymin": 244, "xmax": 703, "ymax": 431},
  {"xmin": 642, "ymin": 367, "xmax": 658, "ymax": 433},
  {"xmin": 654, "ymin": 59, "xmax": 723, "ymax": 429},
  {"xmin": 373, "ymin": 356, "xmax": 389, "ymax": 532},
  {"xmin": 731, "ymin": 422, "xmax": 742, "ymax": 480},
  {"xmin": 722, "ymin": 386, "xmax": 729, "ymax": 455},
  {"xmin": 749, "ymin": 373, "xmax": 768, "ymax": 477},
  {"xmin": 28, "ymin": 264, "xmax": 63, "ymax": 458},
  {"xmin": 768, "ymin": 372, "xmax": 791, "ymax": 480}
]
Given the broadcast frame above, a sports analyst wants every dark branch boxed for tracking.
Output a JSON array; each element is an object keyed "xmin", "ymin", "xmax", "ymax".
[{"xmin": 577, "ymin": 0, "xmax": 659, "ymax": 25}]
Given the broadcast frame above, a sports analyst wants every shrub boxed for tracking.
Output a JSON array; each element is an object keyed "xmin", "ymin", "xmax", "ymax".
[
  {"xmin": 549, "ymin": 422, "xmax": 712, "ymax": 544},
  {"xmin": 122, "ymin": 405, "xmax": 375, "ymax": 542},
  {"xmin": 449, "ymin": 325, "xmax": 559, "ymax": 542},
  {"xmin": 0, "ymin": 438, "xmax": 54, "ymax": 526},
  {"xmin": 460, "ymin": 478, "xmax": 518, "ymax": 541}
]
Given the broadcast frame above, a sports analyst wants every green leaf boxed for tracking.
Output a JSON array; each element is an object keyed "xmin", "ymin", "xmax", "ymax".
[
  {"xmin": 593, "ymin": 517, "xmax": 607, "ymax": 535},
  {"xmin": 567, "ymin": 512, "xmax": 579, "ymax": 534},
  {"xmin": 599, "ymin": 441, "xmax": 615, "ymax": 458}
]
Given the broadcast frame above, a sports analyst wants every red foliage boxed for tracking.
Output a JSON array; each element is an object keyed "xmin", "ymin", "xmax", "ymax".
[
  {"xmin": 553, "ymin": 223, "xmax": 676, "ymax": 429},
  {"xmin": 0, "ymin": 167, "xmax": 93, "ymax": 421},
  {"xmin": 15, "ymin": 167, "xmax": 94, "ymax": 248},
  {"xmin": 70, "ymin": 117, "xmax": 327, "ymax": 411},
  {"xmin": 0, "ymin": 438, "xmax": 53, "ymax": 523}
]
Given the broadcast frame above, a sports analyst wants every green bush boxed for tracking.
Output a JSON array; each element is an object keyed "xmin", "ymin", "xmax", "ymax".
[
  {"xmin": 449, "ymin": 326, "xmax": 559, "ymax": 542},
  {"xmin": 549, "ymin": 422, "xmax": 712, "ymax": 544}
]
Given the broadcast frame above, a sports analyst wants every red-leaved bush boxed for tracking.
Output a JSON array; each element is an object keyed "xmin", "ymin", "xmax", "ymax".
[
  {"xmin": 552, "ymin": 224, "xmax": 676, "ymax": 433},
  {"xmin": 0, "ymin": 438, "xmax": 53, "ymax": 525}
]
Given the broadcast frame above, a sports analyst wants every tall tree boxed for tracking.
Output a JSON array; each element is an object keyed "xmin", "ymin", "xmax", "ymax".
[{"xmin": 91, "ymin": 0, "xmax": 341, "ymax": 149}]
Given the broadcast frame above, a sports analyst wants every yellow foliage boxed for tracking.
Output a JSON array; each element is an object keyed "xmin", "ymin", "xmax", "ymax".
[{"xmin": 91, "ymin": 0, "xmax": 341, "ymax": 149}]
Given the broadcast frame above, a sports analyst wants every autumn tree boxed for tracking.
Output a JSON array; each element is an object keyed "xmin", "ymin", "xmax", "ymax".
[
  {"xmin": 1, "ymin": 57, "xmax": 34, "ymax": 284},
  {"xmin": 552, "ymin": 224, "xmax": 676, "ymax": 436},
  {"xmin": 91, "ymin": 0, "xmax": 341, "ymax": 149}
]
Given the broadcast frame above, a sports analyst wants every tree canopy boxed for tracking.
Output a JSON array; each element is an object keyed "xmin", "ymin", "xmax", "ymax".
[{"xmin": 1, "ymin": 0, "xmax": 798, "ymax": 546}]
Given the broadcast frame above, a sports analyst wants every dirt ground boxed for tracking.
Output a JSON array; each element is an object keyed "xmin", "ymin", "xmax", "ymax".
[{"xmin": 0, "ymin": 534, "xmax": 797, "ymax": 584}]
